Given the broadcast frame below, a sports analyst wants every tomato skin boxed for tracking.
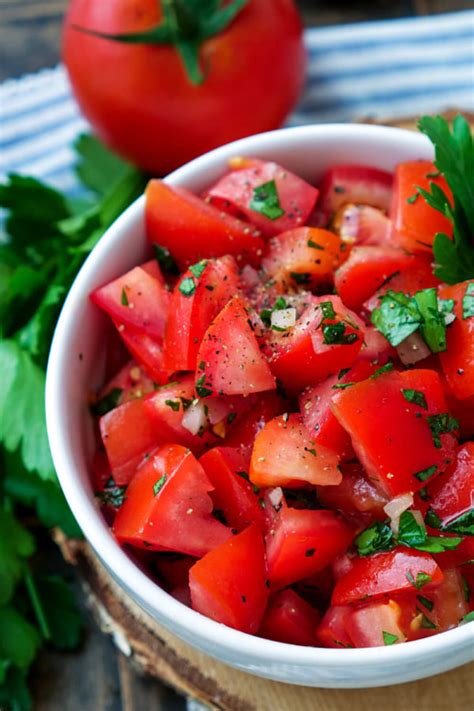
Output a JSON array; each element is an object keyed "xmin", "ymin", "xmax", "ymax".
[
  {"xmin": 189, "ymin": 524, "xmax": 268, "ymax": 634},
  {"xmin": 390, "ymin": 161, "xmax": 453, "ymax": 253},
  {"xmin": 249, "ymin": 413, "xmax": 342, "ymax": 488},
  {"xmin": 265, "ymin": 498, "xmax": 355, "ymax": 588},
  {"xmin": 439, "ymin": 281, "xmax": 474, "ymax": 400},
  {"xmin": 331, "ymin": 369, "xmax": 458, "ymax": 496},
  {"xmin": 222, "ymin": 392, "xmax": 285, "ymax": 457},
  {"xmin": 262, "ymin": 227, "xmax": 347, "ymax": 289},
  {"xmin": 146, "ymin": 181, "xmax": 265, "ymax": 271},
  {"xmin": 363, "ymin": 254, "xmax": 440, "ymax": 313},
  {"xmin": 331, "ymin": 548, "xmax": 443, "ymax": 605},
  {"xmin": 316, "ymin": 605, "xmax": 353, "ymax": 648},
  {"xmin": 91, "ymin": 260, "xmax": 170, "ymax": 341},
  {"xmin": 265, "ymin": 296, "xmax": 364, "ymax": 392},
  {"xmin": 205, "ymin": 159, "xmax": 318, "ymax": 237},
  {"xmin": 317, "ymin": 461, "xmax": 389, "ymax": 522},
  {"xmin": 115, "ymin": 323, "xmax": 169, "ymax": 384},
  {"xmin": 299, "ymin": 359, "xmax": 379, "ymax": 461},
  {"xmin": 316, "ymin": 165, "xmax": 393, "ymax": 224},
  {"xmin": 63, "ymin": 0, "xmax": 306, "ymax": 174},
  {"xmin": 334, "ymin": 246, "xmax": 415, "ymax": 312},
  {"xmin": 258, "ymin": 589, "xmax": 320, "ymax": 646},
  {"xmin": 196, "ymin": 297, "xmax": 276, "ymax": 397},
  {"xmin": 332, "ymin": 204, "xmax": 391, "ymax": 247},
  {"xmin": 199, "ymin": 447, "xmax": 265, "ymax": 532},
  {"xmin": 100, "ymin": 397, "xmax": 158, "ymax": 485},
  {"xmin": 98, "ymin": 359, "xmax": 156, "ymax": 405},
  {"xmin": 346, "ymin": 600, "xmax": 406, "ymax": 647},
  {"xmin": 163, "ymin": 256, "xmax": 240, "ymax": 372},
  {"xmin": 113, "ymin": 444, "xmax": 231, "ymax": 556},
  {"xmin": 427, "ymin": 442, "xmax": 474, "ymax": 528},
  {"xmin": 156, "ymin": 555, "xmax": 195, "ymax": 606}
]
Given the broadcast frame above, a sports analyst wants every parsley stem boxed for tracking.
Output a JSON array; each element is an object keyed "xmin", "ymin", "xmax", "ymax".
[{"xmin": 24, "ymin": 567, "xmax": 51, "ymax": 641}]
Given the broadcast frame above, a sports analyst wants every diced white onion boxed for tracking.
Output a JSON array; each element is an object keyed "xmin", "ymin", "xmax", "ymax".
[
  {"xmin": 268, "ymin": 487, "xmax": 284, "ymax": 509},
  {"xmin": 444, "ymin": 311, "xmax": 456, "ymax": 326},
  {"xmin": 396, "ymin": 332, "xmax": 431, "ymax": 365},
  {"xmin": 181, "ymin": 399, "xmax": 207, "ymax": 435},
  {"xmin": 271, "ymin": 307, "xmax": 297, "ymax": 330},
  {"xmin": 384, "ymin": 493, "xmax": 414, "ymax": 534},
  {"xmin": 205, "ymin": 398, "xmax": 229, "ymax": 425}
]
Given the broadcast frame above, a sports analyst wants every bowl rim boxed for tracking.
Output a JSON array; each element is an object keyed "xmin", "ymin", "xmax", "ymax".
[{"xmin": 46, "ymin": 123, "xmax": 473, "ymax": 671}]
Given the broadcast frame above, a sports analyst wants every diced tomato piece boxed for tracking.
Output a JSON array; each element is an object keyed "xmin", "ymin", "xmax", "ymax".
[
  {"xmin": 363, "ymin": 254, "xmax": 440, "ymax": 313},
  {"xmin": 100, "ymin": 397, "xmax": 159, "ymax": 485},
  {"xmin": 390, "ymin": 161, "xmax": 453, "ymax": 253},
  {"xmin": 156, "ymin": 555, "xmax": 195, "ymax": 606},
  {"xmin": 334, "ymin": 246, "xmax": 415, "ymax": 312},
  {"xmin": 331, "ymin": 368, "xmax": 458, "ymax": 496},
  {"xmin": 91, "ymin": 261, "xmax": 170, "ymax": 341},
  {"xmin": 427, "ymin": 442, "xmax": 474, "ymax": 529},
  {"xmin": 332, "ymin": 548, "xmax": 443, "ymax": 605},
  {"xmin": 91, "ymin": 449, "xmax": 112, "ymax": 493},
  {"xmin": 265, "ymin": 496, "xmax": 355, "ymax": 588},
  {"xmin": 259, "ymin": 589, "xmax": 320, "ymax": 646},
  {"xmin": 299, "ymin": 359, "xmax": 378, "ymax": 461},
  {"xmin": 332, "ymin": 204, "xmax": 391, "ymax": 247},
  {"xmin": 265, "ymin": 296, "xmax": 364, "ymax": 392},
  {"xmin": 346, "ymin": 600, "xmax": 406, "ymax": 647},
  {"xmin": 200, "ymin": 447, "xmax": 265, "ymax": 532},
  {"xmin": 249, "ymin": 414, "xmax": 341, "ymax": 489},
  {"xmin": 409, "ymin": 568, "xmax": 469, "ymax": 637},
  {"xmin": 262, "ymin": 227, "xmax": 347, "ymax": 289},
  {"xmin": 357, "ymin": 325, "xmax": 397, "ymax": 365},
  {"xmin": 222, "ymin": 392, "xmax": 285, "ymax": 457},
  {"xmin": 318, "ymin": 461, "xmax": 389, "ymax": 521},
  {"xmin": 439, "ymin": 281, "xmax": 474, "ymax": 400},
  {"xmin": 189, "ymin": 524, "xmax": 268, "ymax": 634},
  {"xmin": 143, "ymin": 375, "xmax": 217, "ymax": 454},
  {"xmin": 115, "ymin": 323, "xmax": 169, "ymax": 384},
  {"xmin": 295, "ymin": 567, "xmax": 334, "ymax": 608},
  {"xmin": 205, "ymin": 158, "xmax": 318, "ymax": 237},
  {"xmin": 113, "ymin": 444, "xmax": 231, "ymax": 556},
  {"xmin": 444, "ymin": 390, "xmax": 474, "ymax": 440},
  {"xmin": 97, "ymin": 360, "xmax": 156, "ymax": 406},
  {"xmin": 145, "ymin": 180, "xmax": 265, "ymax": 270},
  {"xmin": 433, "ymin": 536, "xmax": 474, "ymax": 569},
  {"xmin": 316, "ymin": 165, "xmax": 393, "ymax": 224},
  {"xmin": 316, "ymin": 605, "xmax": 354, "ymax": 648},
  {"xmin": 163, "ymin": 256, "xmax": 240, "ymax": 372},
  {"xmin": 196, "ymin": 297, "xmax": 276, "ymax": 397}
]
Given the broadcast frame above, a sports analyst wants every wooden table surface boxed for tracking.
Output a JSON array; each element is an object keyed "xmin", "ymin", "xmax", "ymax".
[{"xmin": 2, "ymin": 1, "xmax": 472, "ymax": 709}]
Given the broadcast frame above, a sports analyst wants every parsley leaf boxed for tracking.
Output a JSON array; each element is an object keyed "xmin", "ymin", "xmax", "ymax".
[
  {"xmin": 426, "ymin": 412, "xmax": 459, "ymax": 448},
  {"xmin": 249, "ymin": 180, "xmax": 284, "ymax": 220},
  {"xmin": 34, "ymin": 576, "xmax": 83, "ymax": 650},
  {"xmin": 413, "ymin": 465, "xmax": 438, "ymax": 483},
  {"xmin": 91, "ymin": 387, "xmax": 123, "ymax": 416},
  {"xmin": 355, "ymin": 521, "xmax": 395, "ymax": 557},
  {"xmin": 153, "ymin": 243, "xmax": 178, "ymax": 274},
  {"xmin": 153, "ymin": 474, "xmax": 167, "ymax": 496},
  {"xmin": 0, "ymin": 510, "xmax": 35, "ymax": 605},
  {"xmin": 398, "ymin": 511, "xmax": 462, "ymax": 553},
  {"xmin": 417, "ymin": 115, "xmax": 474, "ymax": 284},
  {"xmin": 401, "ymin": 388, "xmax": 428, "ymax": 409},
  {"xmin": 260, "ymin": 297, "xmax": 288, "ymax": 327},
  {"xmin": 462, "ymin": 282, "xmax": 474, "ymax": 319},
  {"xmin": 322, "ymin": 322, "xmax": 358, "ymax": 345},
  {"xmin": 179, "ymin": 276, "xmax": 196, "ymax": 297},
  {"xmin": 189, "ymin": 259, "xmax": 208, "ymax": 279},
  {"xmin": 382, "ymin": 631, "xmax": 399, "ymax": 645},
  {"xmin": 440, "ymin": 509, "xmax": 474, "ymax": 536}
]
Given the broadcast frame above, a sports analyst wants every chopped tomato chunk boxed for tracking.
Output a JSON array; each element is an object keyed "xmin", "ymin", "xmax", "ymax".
[
  {"xmin": 259, "ymin": 589, "xmax": 320, "ymax": 646},
  {"xmin": 146, "ymin": 180, "xmax": 265, "ymax": 269},
  {"xmin": 427, "ymin": 442, "xmax": 474, "ymax": 530},
  {"xmin": 316, "ymin": 165, "xmax": 393, "ymax": 224},
  {"xmin": 196, "ymin": 297, "xmax": 276, "ymax": 396},
  {"xmin": 332, "ymin": 204, "xmax": 391, "ymax": 247},
  {"xmin": 439, "ymin": 281, "xmax": 474, "ymax": 400},
  {"xmin": 347, "ymin": 600, "xmax": 406, "ymax": 647},
  {"xmin": 249, "ymin": 414, "xmax": 342, "ymax": 489},
  {"xmin": 205, "ymin": 158, "xmax": 318, "ymax": 237},
  {"xmin": 189, "ymin": 524, "xmax": 268, "ymax": 634}
]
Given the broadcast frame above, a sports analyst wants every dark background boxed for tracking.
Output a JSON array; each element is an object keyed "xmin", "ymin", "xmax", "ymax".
[
  {"xmin": 2, "ymin": 0, "xmax": 472, "ymax": 709},
  {"xmin": 0, "ymin": 0, "xmax": 472, "ymax": 80}
]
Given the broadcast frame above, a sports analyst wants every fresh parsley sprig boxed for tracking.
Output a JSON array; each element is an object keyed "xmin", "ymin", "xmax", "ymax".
[
  {"xmin": 416, "ymin": 115, "xmax": 474, "ymax": 284},
  {"xmin": 0, "ymin": 134, "xmax": 147, "ymax": 707}
]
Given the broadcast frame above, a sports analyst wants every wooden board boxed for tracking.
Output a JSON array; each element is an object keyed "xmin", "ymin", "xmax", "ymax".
[{"xmin": 53, "ymin": 109, "xmax": 474, "ymax": 710}]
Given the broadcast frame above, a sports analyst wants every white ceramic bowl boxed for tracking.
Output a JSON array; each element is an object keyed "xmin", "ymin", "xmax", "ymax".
[{"xmin": 46, "ymin": 124, "xmax": 474, "ymax": 688}]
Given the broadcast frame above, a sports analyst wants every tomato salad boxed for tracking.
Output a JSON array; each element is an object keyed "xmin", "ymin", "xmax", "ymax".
[{"xmin": 90, "ymin": 132, "xmax": 474, "ymax": 649}]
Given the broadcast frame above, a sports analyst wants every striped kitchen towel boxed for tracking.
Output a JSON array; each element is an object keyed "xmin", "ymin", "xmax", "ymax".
[{"xmin": 1, "ymin": 9, "xmax": 473, "ymax": 194}]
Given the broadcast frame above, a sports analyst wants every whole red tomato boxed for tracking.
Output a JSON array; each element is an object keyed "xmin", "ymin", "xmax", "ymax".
[{"xmin": 63, "ymin": 0, "xmax": 306, "ymax": 174}]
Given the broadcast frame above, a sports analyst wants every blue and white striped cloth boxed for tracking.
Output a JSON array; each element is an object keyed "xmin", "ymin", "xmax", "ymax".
[{"xmin": 1, "ymin": 10, "xmax": 473, "ymax": 194}]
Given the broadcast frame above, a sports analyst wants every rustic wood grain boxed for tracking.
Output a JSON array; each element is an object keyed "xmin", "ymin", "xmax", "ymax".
[{"xmin": 56, "ymin": 533, "xmax": 474, "ymax": 711}]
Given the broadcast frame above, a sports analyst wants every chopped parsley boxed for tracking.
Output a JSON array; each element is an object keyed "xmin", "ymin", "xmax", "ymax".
[
  {"xmin": 307, "ymin": 239, "xmax": 324, "ymax": 249},
  {"xmin": 427, "ymin": 413, "xmax": 459, "ymax": 448},
  {"xmin": 414, "ymin": 288, "xmax": 451, "ymax": 352},
  {"xmin": 153, "ymin": 243, "xmax": 178, "ymax": 274},
  {"xmin": 121, "ymin": 288, "xmax": 129, "ymax": 306},
  {"xmin": 355, "ymin": 521, "xmax": 395, "ymax": 557},
  {"xmin": 305, "ymin": 548, "xmax": 316, "ymax": 557},
  {"xmin": 304, "ymin": 447, "xmax": 317, "ymax": 456},
  {"xmin": 462, "ymin": 282, "xmax": 474, "ymax": 319},
  {"xmin": 153, "ymin": 474, "xmax": 167, "ymax": 496},
  {"xmin": 320, "ymin": 301, "xmax": 336, "ymax": 320},
  {"xmin": 290, "ymin": 271, "xmax": 311, "ymax": 285},
  {"xmin": 338, "ymin": 367, "xmax": 351, "ymax": 379},
  {"xmin": 440, "ymin": 509, "xmax": 474, "ymax": 536},
  {"xmin": 249, "ymin": 180, "xmax": 284, "ymax": 220},
  {"xmin": 463, "ymin": 611, "xmax": 474, "ymax": 623},
  {"xmin": 413, "ymin": 465, "xmax": 438, "ymax": 483},
  {"xmin": 260, "ymin": 296, "xmax": 288, "ymax": 327},
  {"xmin": 179, "ymin": 276, "xmax": 196, "ymax": 297},
  {"xmin": 401, "ymin": 388, "xmax": 428, "ymax": 409},
  {"xmin": 370, "ymin": 362, "xmax": 395, "ymax": 378},
  {"xmin": 195, "ymin": 374, "xmax": 213, "ymax": 398},
  {"xmin": 322, "ymin": 322, "xmax": 358, "ymax": 345},
  {"xmin": 165, "ymin": 399, "xmax": 180, "ymax": 412},
  {"xmin": 95, "ymin": 478, "xmax": 127, "ymax": 508},
  {"xmin": 406, "ymin": 194, "xmax": 419, "ymax": 204},
  {"xmin": 91, "ymin": 387, "xmax": 123, "ymax": 416},
  {"xmin": 419, "ymin": 612, "xmax": 437, "ymax": 629},
  {"xmin": 189, "ymin": 259, "xmax": 208, "ymax": 279},
  {"xmin": 406, "ymin": 571, "xmax": 432, "ymax": 589},
  {"xmin": 417, "ymin": 594, "xmax": 434, "ymax": 612},
  {"xmin": 424, "ymin": 509, "xmax": 442, "ymax": 529},
  {"xmin": 382, "ymin": 631, "xmax": 399, "ymax": 645}
]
